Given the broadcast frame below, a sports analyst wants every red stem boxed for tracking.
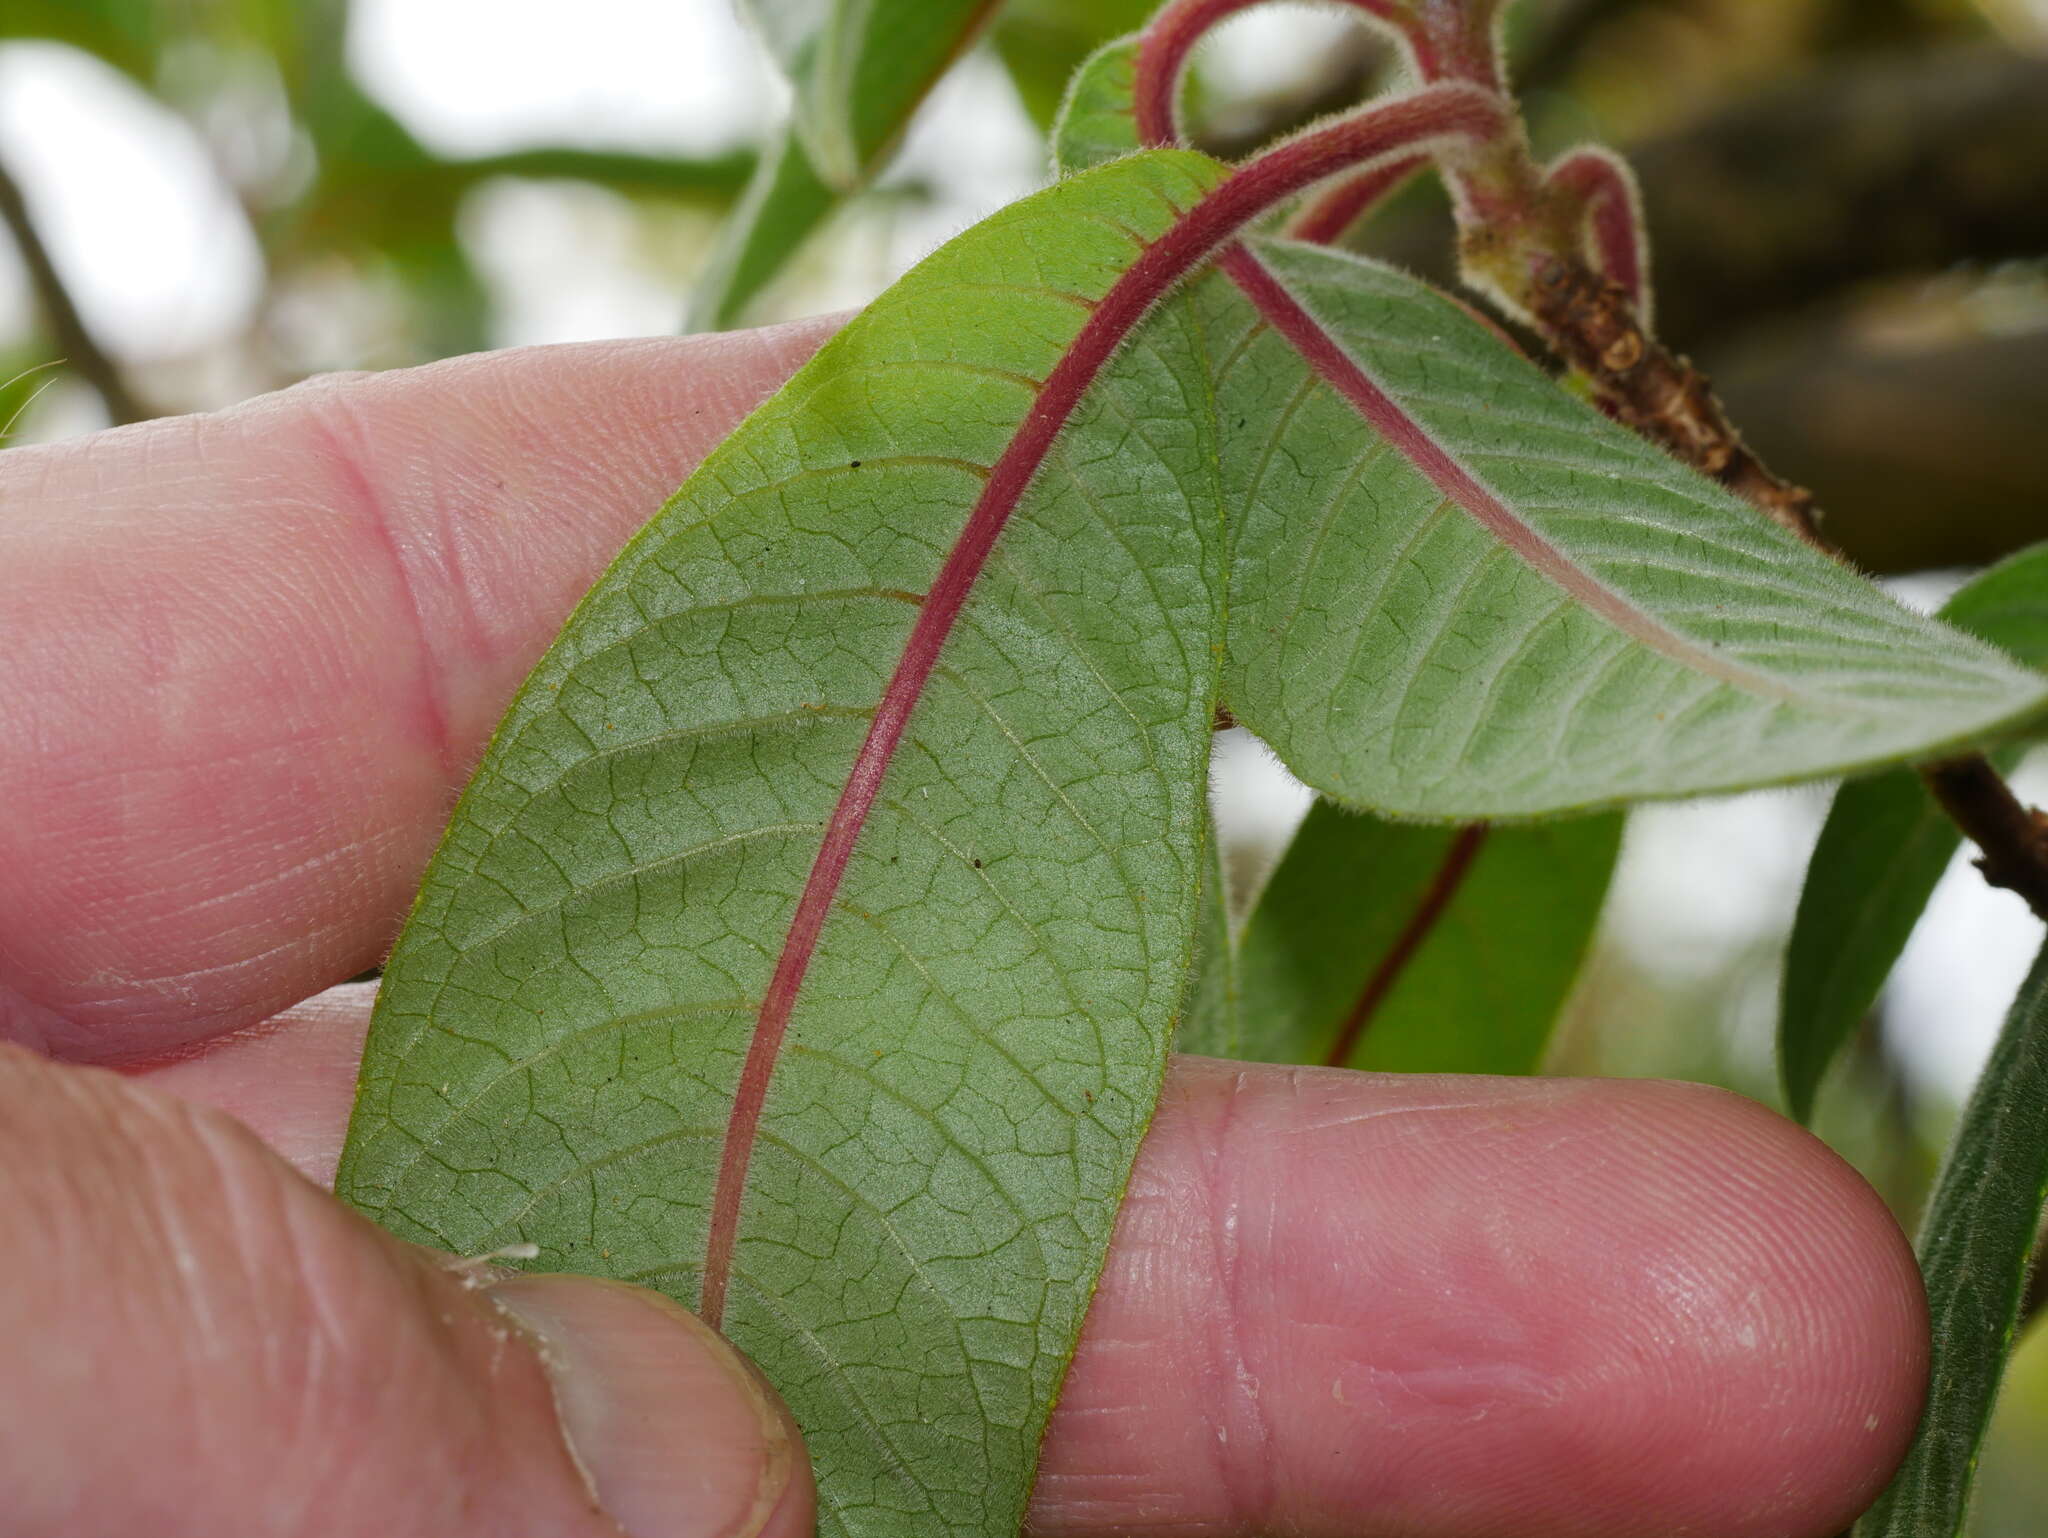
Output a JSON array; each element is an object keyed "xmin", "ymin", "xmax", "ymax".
[
  {"xmin": 1134, "ymin": 0, "xmax": 1416, "ymax": 150},
  {"xmin": 1324, "ymin": 825, "xmax": 1489, "ymax": 1066},
  {"xmin": 1544, "ymin": 148, "xmax": 1649, "ymax": 317},
  {"xmin": 696, "ymin": 82, "xmax": 1508, "ymax": 1328},
  {"xmin": 1287, "ymin": 153, "xmax": 1426, "ymax": 243}
]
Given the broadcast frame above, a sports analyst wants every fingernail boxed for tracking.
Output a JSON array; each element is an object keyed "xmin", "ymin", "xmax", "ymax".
[{"xmin": 488, "ymin": 1275, "xmax": 803, "ymax": 1538}]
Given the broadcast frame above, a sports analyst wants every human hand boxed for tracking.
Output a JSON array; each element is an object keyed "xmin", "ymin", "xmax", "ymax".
[{"xmin": 0, "ymin": 322, "xmax": 1927, "ymax": 1538}]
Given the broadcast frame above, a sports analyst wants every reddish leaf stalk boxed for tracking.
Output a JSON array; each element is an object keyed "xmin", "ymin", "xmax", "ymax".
[
  {"xmin": 1140, "ymin": 0, "xmax": 2048, "ymax": 926},
  {"xmin": 1542, "ymin": 146, "xmax": 1649, "ymax": 319},
  {"xmin": 697, "ymin": 82, "xmax": 1509, "ymax": 1328},
  {"xmin": 1324, "ymin": 825, "xmax": 1489, "ymax": 1066},
  {"xmin": 1287, "ymin": 154, "xmax": 1427, "ymax": 244}
]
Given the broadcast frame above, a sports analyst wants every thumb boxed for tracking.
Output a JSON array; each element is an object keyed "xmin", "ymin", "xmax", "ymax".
[{"xmin": 0, "ymin": 1044, "xmax": 813, "ymax": 1538}]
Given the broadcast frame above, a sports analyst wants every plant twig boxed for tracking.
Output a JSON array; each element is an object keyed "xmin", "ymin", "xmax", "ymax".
[
  {"xmin": 0, "ymin": 151, "xmax": 149, "ymax": 426},
  {"xmin": 1922, "ymin": 757, "xmax": 2048, "ymax": 921},
  {"xmin": 1525, "ymin": 255, "xmax": 1821, "ymax": 543}
]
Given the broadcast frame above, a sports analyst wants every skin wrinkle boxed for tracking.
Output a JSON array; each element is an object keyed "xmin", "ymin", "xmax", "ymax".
[
  {"xmin": 135, "ymin": 994, "xmax": 1931, "ymax": 1538},
  {"xmin": 302, "ymin": 393, "xmax": 464, "ymax": 786},
  {"xmin": 0, "ymin": 1045, "xmax": 661, "ymax": 1538},
  {"xmin": 1206, "ymin": 1068, "xmax": 1277, "ymax": 1530}
]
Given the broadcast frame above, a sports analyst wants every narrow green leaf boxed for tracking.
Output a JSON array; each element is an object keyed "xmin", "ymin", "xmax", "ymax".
[
  {"xmin": 339, "ymin": 150, "xmax": 1235, "ymax": 1538},
  {"xmin": 742, "ymin": 0, "xmax": 998, "ymax": 189},
  {"xmin": 1182, "ymin": 800, "xmax": 1619, "ymax": 1071},
  {"xmin": 685, "ymin": 125, "xmax": 838, "ymax": 332},
  {"xmin": 1856, "ymin": 938, "xmax": 2048, "ymax": 1538},
  {"xmin": 1780, "ymin": 542, "xmax": 2048, "ymax": 1123},
  {"xmin": 699, "ymin": 1, "xmax": 998, "ymax": 326}
]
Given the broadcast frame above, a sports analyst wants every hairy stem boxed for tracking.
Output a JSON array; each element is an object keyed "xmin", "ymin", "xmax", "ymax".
[{"xmin": 0, "ymin": 152, "xmax": 148, "ymax": 426}]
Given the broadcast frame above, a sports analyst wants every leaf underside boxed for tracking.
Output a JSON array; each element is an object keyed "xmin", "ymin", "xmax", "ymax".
[
  {"xmin": 1054, "ymin": 37, "xmax": 2048, "ymax": 822},
  {"xmin": 1780, "ymin": 542, "xmax": 2048, "ymax": 1123},
  {"xmin": 340, "ymin": 151, "xmax": 1233, "ymax": 1538}
]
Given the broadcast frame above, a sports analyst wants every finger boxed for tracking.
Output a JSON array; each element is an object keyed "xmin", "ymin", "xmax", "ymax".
[
  {"xmin": 1, "ymin": 320, "xmax": 834, "ymax": 1063},
  {"xmin": 0, "ymin": 1043, "xmax": 814, "ymax": 1538},
  {"xmin": 1032, "ymin": 1058, "xmax": 1926, "ymax": 1538},
  {"xmin": 153, "ymin": 1017, "xmax": 1926, "ymax": 1538}
]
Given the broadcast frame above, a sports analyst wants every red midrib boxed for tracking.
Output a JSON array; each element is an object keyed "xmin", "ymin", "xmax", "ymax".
[
  {"xmin": 1218, "ymin": 246, "xmax": 1793, "ymax": 699},
  {"xmin": 695, "ymin": 87, "xmax": 1503, "ymax": 1328}
]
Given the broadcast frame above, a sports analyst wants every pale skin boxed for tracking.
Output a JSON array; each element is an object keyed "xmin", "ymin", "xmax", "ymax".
[{"xmin": 0, "ymin": 318, "xmax": 1929, "ymax": 1538}]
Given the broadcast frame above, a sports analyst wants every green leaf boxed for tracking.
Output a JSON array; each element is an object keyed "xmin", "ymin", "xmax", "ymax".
[
  {"xmin": 1178, "ymin": 823, "xmax": 1242, "ymax": 1057},
  {"xmin": 699, "ymin": 1, "xmax": 997, "ymax": 326},
  {"xmin": 742, "ymin": 0, "xmax": 999, "ymax": 190},
  {"xmin": 0, "ymin": 0, "xmax": 165, "ymax": 82},
  {"xmin": 685, "ymin": 124, "xmax": 838, "ymax": 332},
  {"xmin": 1941, "ymin": 542, "xmax": 2048, "ymax": 665},
  {"xmin": 1208, "ymin": 238, "xmax": 2048, "ymax": 816},
  {"xmin": 1051, "ymin": 42, "xmax": 2048, "ymax": 819},
  {"xmin": 1180, "ymin": 800, "xmax": 1620, "ymax": 1071},
  {"xmin": 1052, "ymin": 36, "xmax": 1145, "ymax": 176},
  {"xmin": 997, "ymin": 0, "xmax": 1158, "ymax": 130},
  {"xmin": 1856, "ymin": 938, "xmax": 2048, "ymax": 1538},
  {"xmin": 339, "ymin": 149, "xmax": 1234, "ymax": 1538},
  {"xmin": 1780, "ymin": 542, "xmax": 2048, "ymax": 1123}
]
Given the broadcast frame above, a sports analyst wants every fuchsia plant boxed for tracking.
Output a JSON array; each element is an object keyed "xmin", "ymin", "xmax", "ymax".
[{"xmin": 337, "ymin": 3, "xmax": 2048, "ymax": 1535}]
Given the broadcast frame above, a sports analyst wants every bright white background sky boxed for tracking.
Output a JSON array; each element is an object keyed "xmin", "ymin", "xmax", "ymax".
[{"xmin": 1, "ymin": 0, "xmax": 2042, "ymax": 1105}]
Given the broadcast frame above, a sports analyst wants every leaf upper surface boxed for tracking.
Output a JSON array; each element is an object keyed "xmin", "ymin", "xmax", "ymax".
[
  {"xmin": 339, "ymin": 150, "xmax": 1231, "ymax": 1538},
  {"xmin": 1183, "ymin": 799, "xmax": 1620, "ymax": 1071}
]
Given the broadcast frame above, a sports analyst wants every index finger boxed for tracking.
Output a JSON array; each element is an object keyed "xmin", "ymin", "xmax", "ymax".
[{"xmin": 0, "ymin": 321, "xmax": 834, "ymax": 1063}]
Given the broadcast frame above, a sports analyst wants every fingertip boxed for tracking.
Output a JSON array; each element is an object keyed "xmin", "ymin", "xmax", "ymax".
[{"xmin": 1037, "ymin": 1060, "xmax": 1926, "ymax": 1538}]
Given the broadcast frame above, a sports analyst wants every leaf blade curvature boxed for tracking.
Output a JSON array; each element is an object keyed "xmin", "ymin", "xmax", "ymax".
[
  {"xmin": 340, "ymin": 150, "xmax": 1239, "ymax": 1538},
  {"xmin": 1779, "ymin": 542, "xmax": 2048, "ymax": 1122},
  {"xmin": 1209, "ymin": 236, "xmax": 2048, "ymax": 816}
]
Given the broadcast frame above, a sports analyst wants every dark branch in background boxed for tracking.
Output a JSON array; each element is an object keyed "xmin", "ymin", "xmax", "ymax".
[
  {"xmin": 1509, "ymin": 0, "xmax": 1647, "ymax": 95},
  {"xmin": 1712, "ymin": 322, "xmax": 2048, "ymax": 576},
  {"xmin": 1627, "ymin": 45, "xmax": 2048, "ymax": 352},
  {"xmin": 0, "ymin": 151, "xmax": 149, "ymax": 426}
]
